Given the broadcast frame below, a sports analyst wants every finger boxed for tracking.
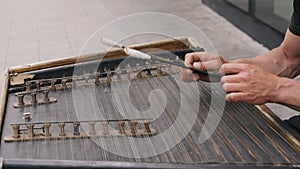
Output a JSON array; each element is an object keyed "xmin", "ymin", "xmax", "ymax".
[
  {"xmin": 193, "ymin": 73, "xmax": 200, "ymax": 81},
  {"xmin": 220, "ymin": 74, "xmax": 242, "ymax": 84},
  {"xmin": 180, "ymin": 66, "xmax": 208, "ymax": 82},
  {"xmin": 193, "ymin": 59, "xmax": 223, "ymax": 71},
  {"xmin": 192, "ymin": 52, "xmax": 214, "ymax": 61},
  {"xmin": 226, "ymin": 92, "xmax": 247, "ymax": 102},
  {"xmin": 179, "ymin": 68, "xmax": 194, "ymax": 82},
  {"xmin": 185, "ymin": 52, "xmax": 215, "ymax": 67},
  {"xmin": 220, "ymin": 63, "xmax": 248, "ymax": 75},
  {"xmin": 184, "ymin": 53, "xmax": 201, "ymax": 67},
  {"xmin": 222, "ymin": 83, "xmax": 245, "ymax": 93}
]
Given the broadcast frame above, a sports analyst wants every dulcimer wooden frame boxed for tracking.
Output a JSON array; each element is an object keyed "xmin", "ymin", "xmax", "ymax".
[{"xmin": 0, "ymin": 37, "xmax": 299, "ymax": 169}]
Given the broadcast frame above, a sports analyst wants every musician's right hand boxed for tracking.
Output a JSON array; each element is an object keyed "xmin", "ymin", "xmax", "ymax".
[{"xmin": 181, "ymin": 52, "xmax": 228, "ymax": 82}]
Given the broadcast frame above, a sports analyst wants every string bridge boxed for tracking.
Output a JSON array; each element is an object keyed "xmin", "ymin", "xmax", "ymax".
[
  {"xmin": 4, "ymin": 119, "xmax": 157, "ymax": 142},
  {"xmin": 13, "ymin": 63, "xmax": 175, "ymax": 108},
  {"xmin": 14, "ymin": 89, "xmax": 57, "ymax": 108}
]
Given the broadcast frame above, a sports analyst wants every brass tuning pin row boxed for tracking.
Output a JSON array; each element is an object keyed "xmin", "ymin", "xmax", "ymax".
[{"xmin": 4, "ymin": 119, "xmax": 157, "ymax": 142}]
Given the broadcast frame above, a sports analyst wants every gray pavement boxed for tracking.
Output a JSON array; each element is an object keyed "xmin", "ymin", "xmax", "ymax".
[{"xmin": 0, "ymin": 0, "xmax": 298, "ymax": 119}]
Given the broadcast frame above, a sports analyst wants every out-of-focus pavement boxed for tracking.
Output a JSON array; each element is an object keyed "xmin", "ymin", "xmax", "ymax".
[{"xmin": 0, "ymin": 0, "xmax": 298, "ymax": 119}]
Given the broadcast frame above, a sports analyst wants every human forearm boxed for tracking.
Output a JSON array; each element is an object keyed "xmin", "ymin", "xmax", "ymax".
[
  {"xmin": 272, "ymin": 77, "xmax": 300, "ymax": 111},
  {"xmin": 232, "ymin": 30, "xmax": 300, "ymax": 78},
  {"xmin": 232, "ymin": 46, "xmax": 300, "ymax": 78}
]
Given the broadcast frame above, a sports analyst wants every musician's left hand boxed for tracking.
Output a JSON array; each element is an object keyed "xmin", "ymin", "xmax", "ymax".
[
  {"xmin": 220, "ymin": 63, "xmax": 280, "ymax": 104},
  {"xmin": 180, "ymin": 52, "xmax": 227, "ymax": 82}
]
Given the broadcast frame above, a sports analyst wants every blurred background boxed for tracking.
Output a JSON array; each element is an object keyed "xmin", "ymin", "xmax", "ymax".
[
  {"xmin": 227, "ymin": 0, "xmax": 292, "ymax": 34},
  {"xmin": 203, "ymin": 0, "xmax": 292, "ymax": 49}
]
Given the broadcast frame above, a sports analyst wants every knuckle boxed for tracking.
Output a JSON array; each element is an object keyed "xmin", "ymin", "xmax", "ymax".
[
  {"xmin": 244, "ymin": 72, "xmax": 253, "ymax": 81},
  {"xmin": 185, "ymin": 53, "xmax": 193, "ymax": 59},
  {"xmin": 211, "ymin": 53, "xmax": 219, "ymax": 59},
  {"xmin": 220, "ymin": 64, "xmax": 226, "ymax": 71},
  {"xmin": 184, "ymin": 62, "xmax": 190, "ymax": 67},
  {"xmin": 244, "ymin": 93, "xmax": 255, "ymax": 102},
  {"xmin": 201, "ymin": 52, "xmax": 209, "ymax": 56},
  {"xmin": 243, "ymin": 63, "xmax": 252, "ymax": 70}
]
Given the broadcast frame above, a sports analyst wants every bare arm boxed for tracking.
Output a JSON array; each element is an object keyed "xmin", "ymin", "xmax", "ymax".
[
  {"xmin": 233, "ymin": 30, "xmax": 300, "ymax": 78},
  {"xmin": 222, "ymin": 30, "xmax": 300, "ymax": 111},
  {"xmin": 183, "ymin": 29, "xmax": 300, "ymax": 111},
  {"xmin": 220, "ymin": 62, "xmax": 300, "ymax": 111}
]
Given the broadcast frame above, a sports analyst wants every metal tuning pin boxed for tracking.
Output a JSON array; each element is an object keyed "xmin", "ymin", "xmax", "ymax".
[
  {"xmin": 58, "ymin": 123, "xmax": 66, "ymax": 136},
  {"xmin": 89, "ymin": 122, "xmax": 96, "ymax": 135},
  {"xmin": 118, "ymin": 121, "xmax": 125, "ymax": 134},
  {"xmin": 73, "ymin": 122, "xmax": 80, "ymax": 136},
  {"xmin": 43, "ymin": 123, "xmax": 51, "ymax": 137}
]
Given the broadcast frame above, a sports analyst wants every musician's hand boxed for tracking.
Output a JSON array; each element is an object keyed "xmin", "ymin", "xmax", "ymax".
[
  {"xmin": 220, "ymin": 63, "xmax": 280, "ymax": 104},
  {"xmin": 181, "ymin": 52, "xmax": 227, "ymax": 82}
]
